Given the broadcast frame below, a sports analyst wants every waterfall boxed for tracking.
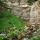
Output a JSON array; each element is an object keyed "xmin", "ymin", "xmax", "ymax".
[{"xmin": 30, "ymin": 2, "xmax": 38, "ymax": 25}]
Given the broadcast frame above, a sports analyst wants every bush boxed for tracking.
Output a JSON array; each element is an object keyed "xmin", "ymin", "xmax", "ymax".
[
  {"xmin": 0, "ymin": 8, "xmax": 25, "ymax": 38},
  {"xmin": 27, "ymin": 0, "xmax": 37, "ymax": 5},
  {"xmin": 31, "ymin": 35, "xmax": 40, "ymax": 40},
  {"xmin": 0, "ymin": 35, "xmax": 8, "ymax": 40},
  {"xmin": 0, "ymin": 0, "xmax": 26, "ymax": 39}
]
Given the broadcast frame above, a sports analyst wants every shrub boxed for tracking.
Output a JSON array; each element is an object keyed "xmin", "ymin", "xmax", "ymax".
[
  {"xmin": 31, "ymin": 35, "xmax": 40, "ymax": 40},
  {"xmin": 27, "ymin": 0, "xmax": 37, "ymax": 5},
  {"xmin": 0, "ymin": 35, "xmax": 8, "ymax": 40}
]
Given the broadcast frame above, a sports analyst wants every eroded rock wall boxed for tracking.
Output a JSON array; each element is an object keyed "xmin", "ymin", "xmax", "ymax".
[{"xmin": 3, "ymin": 0, "xmax": 40, "ymax": 25}]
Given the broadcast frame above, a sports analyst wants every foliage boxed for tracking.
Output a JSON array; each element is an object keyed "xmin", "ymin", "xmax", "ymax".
[
  {"xmin": 0, "ymin": 0, "xmax": 25, "ymax": 39},
  {"xmin": 31, "ymin": 28, "xmax": 40, "ymax": 40},
  {"xmin": 0, "ymin": 9, "xmax": 11, "ymax": 32},
  {"xmin": 27, "ymin": 0, "xmax": 37, "ymax": 5},
  {"xmin": 31, "ymin": 35, "xmax": 40, "ymax": 40},
  {"xmin": 0, "ymin": 35, "xmax": 8, "ymax": 40},
  {"xmin": 1, "ymin": 0, "xmax": 40, "ymax": 40},
  {"xmin": 0, "ymin": 8, "xmax": 25, "ymax": 38}
]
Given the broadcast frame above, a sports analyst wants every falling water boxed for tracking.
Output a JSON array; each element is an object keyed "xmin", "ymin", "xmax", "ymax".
[{"xmin": 30, "ymin": 2, "xmax": 38, "ymax": 25}]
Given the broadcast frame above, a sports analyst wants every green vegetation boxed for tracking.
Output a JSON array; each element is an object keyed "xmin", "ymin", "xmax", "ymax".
[
  {"xmin": 0, "ymin": 35, "xmax": 8, "ymax": 40},
  {"xmin": 0, "ymin": 0, "xmax": 25, "ymax": 40},
  {"xmin": 0, "ymin": 0, "xmax": 40, "ymax": 40},
  {"xmin": 0, "ymin": 8, "xmax": 25, "ymax": 40},
  {"xmin": 31, "ymin": 35, "xmax": 40, "ymax": 40},
  {"xmin": 0, "ymin": 9, "xmax": 25, "ymax": 32},
  {"xmin": 27, "ymin": 0, "xmax": 37, "ymax": 5}
]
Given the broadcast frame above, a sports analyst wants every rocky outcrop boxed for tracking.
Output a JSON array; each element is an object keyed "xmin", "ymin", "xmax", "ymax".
[
  {"xmin": 3, "ymin": 0, "xmax": 31, "ymax": 21},
  {"xmin": 12, "ymin": 5, "xmax": 31, "ymax": 20},
  {"xmin": 3, "ymin": 0, "xmax": 40, "ymax": 25}
]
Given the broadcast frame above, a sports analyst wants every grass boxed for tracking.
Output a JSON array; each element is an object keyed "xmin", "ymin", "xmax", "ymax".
[
  {"xmin": 0, "ymin": 9, "xmax": 25, "ymax": 34},
  {"xmin": 0, "ymin": 9, "xmax": 25, "ymax": 40}
]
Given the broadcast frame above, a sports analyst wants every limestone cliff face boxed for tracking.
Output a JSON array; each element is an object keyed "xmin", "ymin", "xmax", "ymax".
[
  {"xmin": 5, "ymin": 0, "xmax": 31, "ymax": 21},
  {"xmin": 12, "ymin": 5, "xmax": 31, "ymax": 20},
  {"xmin": 3, "ymin": 0, "xmax": 40, "ymax": 25}
]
